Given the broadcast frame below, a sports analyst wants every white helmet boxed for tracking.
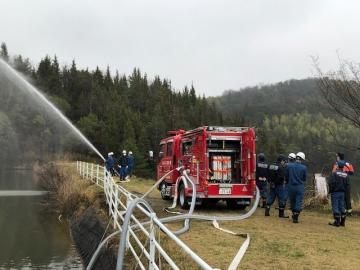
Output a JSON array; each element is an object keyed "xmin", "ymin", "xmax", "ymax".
[
  {"xmin": 108, "ymin": 152, "xmax": 114, "ymax": 156},
  {"xmin": 129, "ymin": 151, "xmax": 133, "ymax": 155},
  {"xmin": 296, "ymin": 152, "xmax": 305, "ymax": 161},
  {"xmin": 288, "ymin": 153, "xmax": 296, "ymax": 160},
  {"xmin": 122, "ymin": 150, "xmax": 126, "ymax": 154}
]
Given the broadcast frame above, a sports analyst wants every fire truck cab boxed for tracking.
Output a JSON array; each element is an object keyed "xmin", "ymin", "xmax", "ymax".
[{"xmin": 157, "ymin": 126, "xmax": 256, "ymax": 209}]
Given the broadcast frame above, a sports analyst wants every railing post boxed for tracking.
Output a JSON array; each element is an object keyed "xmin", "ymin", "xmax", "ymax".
[
  {"xmin": 86, "ymin": 162, "xmax": 89, "ymax": 178},
  {"xmin": 96, "ymin": 164, "xmax": 99, "ymax": 186},
  {"xmin": 109, "ymin": 181, "xmax": 113, "ymax": 216},
  {"xmin": 106, "ymin": 174, "xmax": 109, "ymax": 210},
  {"xmin": 113, "ymin": 188, "xmax": 119, "ymax": 229},
  {"xmin": 76, "ymin": 160, "xmax": 78, "ymax": 171},
  {"xmin": 105, "ymin": 168, "xmax": 109, "ymax": 203},
  {"xmin": 104, "ymin": 168, "xmax": 107, "ymax": 197},
  {"xmin": 91, "ymin": 163, "xmax": 94, "ymax": 181},
  {"xmin": 149, "ymin": 213, "xmax": 156, "ymax": 270}
]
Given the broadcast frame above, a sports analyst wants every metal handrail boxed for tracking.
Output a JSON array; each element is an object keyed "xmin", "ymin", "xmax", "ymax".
[{"xmin": 76, "ymin": 161, "xmax": 214, "ymax": 270}]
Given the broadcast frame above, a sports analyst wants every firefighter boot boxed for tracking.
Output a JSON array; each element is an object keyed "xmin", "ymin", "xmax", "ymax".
[
  {"xmin": 292, "ymin": 212, "xmax": 299, "ymax": 223},
  {"xmin": 261, "ymin": 198, "xmax": 267, "ymax": 208},
  {"xmin": 265, "ymin": 206, "xmax": 270, "ymax": 216},
  {"xmin": 328, "ymin": 215, "xmax": 340, "ymax": 227},
  {"xmin": 340, "ymin": 215, "xmax": 346, "ymax": 227},
  {"xmin": 279, "ymin": 209, "xmax": 289, "ymax": 218}
]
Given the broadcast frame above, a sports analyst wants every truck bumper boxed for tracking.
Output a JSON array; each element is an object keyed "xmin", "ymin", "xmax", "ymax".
[{"xmin": 185, "ymin": 183, "xmax": 254, "ymax": 199}]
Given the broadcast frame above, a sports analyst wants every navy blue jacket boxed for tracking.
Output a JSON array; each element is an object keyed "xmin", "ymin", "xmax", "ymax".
[
  {"xmin": 128, "ymin": 155, "xmax": 135, "ymax": 167},
  {"xmin": 268, "ymin": 162, "xmax": 286, "ymax": 186},
  {"xmin": 256, "ymin": 161, "xmax": 268, "ymax": 181},
  {"xmin": 105, "ymin": 156, "xmax": 114, "ymax": 170},
  {"xmin": 118, "ymin": 155, "xmax": 129, "ymax": 167},
  {"xmin": 285, "ymin": 162, "xmax": 307, "ymax": 186},
  {"xmin": 328, "ymin": 170, "xmax": 350, "ymax": 193}
]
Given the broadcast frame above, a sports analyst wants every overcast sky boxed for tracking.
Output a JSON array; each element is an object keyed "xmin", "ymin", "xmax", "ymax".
[{"xmin": 1, "ymin": 0, "xmax": 360, "ymax": 96}]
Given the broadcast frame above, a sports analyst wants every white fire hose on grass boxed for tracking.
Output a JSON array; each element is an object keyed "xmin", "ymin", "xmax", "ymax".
[{"xmin": 87, "ymin": 167, "xmax": 260, "ymax": 270}]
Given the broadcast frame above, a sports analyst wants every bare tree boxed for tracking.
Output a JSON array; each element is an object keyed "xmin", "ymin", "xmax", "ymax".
[{"xmin": 313, "ymin": 56, "xmax": 360, "ymax": 129}]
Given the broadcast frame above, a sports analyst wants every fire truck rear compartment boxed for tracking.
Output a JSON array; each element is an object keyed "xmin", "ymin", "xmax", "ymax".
[{"xmin": 208, "ymin": 139, "xmax": 241, "ymax": 183}]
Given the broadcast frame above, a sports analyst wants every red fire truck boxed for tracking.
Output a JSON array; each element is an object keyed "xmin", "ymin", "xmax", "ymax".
[{"xmin": 157, "ymin": 126, "xmax": 256, "ymax": 209}]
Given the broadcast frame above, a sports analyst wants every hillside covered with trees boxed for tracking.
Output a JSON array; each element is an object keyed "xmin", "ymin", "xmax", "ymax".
[
  {"xmin": 1, "ymin": 41, "xmax": 358, "ymax": 175},
  {"xmin": 212, "ymin": 79, "xmax": 360, "ymax": 172},
  {"xmin": 0, "ymin": 43, "xmax": 222, "ymax": 176},
  {"xmin": 212, "ymin": 79, "xmax": 335, "ymax": 124}
]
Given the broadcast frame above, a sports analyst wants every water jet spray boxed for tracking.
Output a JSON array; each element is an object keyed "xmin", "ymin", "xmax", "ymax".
[{"xmin": 0, "ymin": 59, "xmax": 105, "ymax": 161}]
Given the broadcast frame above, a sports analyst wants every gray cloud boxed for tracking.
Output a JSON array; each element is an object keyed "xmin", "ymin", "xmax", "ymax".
[{"xmin": 1, "ymin": 0, "xmax": 359, "ymax": 96}]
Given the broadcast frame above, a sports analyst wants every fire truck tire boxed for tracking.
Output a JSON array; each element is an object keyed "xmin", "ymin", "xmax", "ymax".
[
  {"xmin": 226, "ymin": 199, "xmax": 247, "ymax": 210},
  {"xmin": 160, "ymin": 182, "xmax": 171, "ymax": 200},
  {"xmin": 178, "ymin": 183, "xmax": 190, "ymax": 209}
]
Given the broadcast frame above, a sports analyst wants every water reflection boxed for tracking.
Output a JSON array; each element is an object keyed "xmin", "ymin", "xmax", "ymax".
[{"xmin": 0, "ymin": 169, "xmax": 82, "ymax": 269}]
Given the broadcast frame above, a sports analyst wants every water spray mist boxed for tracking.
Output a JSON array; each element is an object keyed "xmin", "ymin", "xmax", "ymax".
[{"xmin": 0, "ymin": 58, "xmax": 105, "ymax": 161}]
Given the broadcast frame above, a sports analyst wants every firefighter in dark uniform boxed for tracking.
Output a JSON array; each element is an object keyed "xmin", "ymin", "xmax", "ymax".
[
  {"xmin": 332, "ymin": 153, "xmax": 354, "ymax": 215},
  {"xmin": 285, "ymin": 152, "xmax": 307, "ymax": 223},
  {"xmin": 284, "ymin": 153, "xmax": 296, "ymax": 205},
  {"xmin": 105, "ymin": 152, "xmax": 115, "ymax": 176},
  {"xmin": 328, "ymin": 160, "xmax": 350, "ymax": 227},
  {"xmin": 117, "ymin": 150, "xmax": 129, "ymax": 181},
  {"xmin": 256, "ymin": 153, "xmax": 269, "ymax": 208},
  {"xmin": 265, "ymin": 154, "xmax": 288, "ymax": 218}
]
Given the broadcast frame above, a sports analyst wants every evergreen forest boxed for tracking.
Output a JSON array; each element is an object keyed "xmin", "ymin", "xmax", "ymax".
[{"xmin": 1, "ymin": 42, "xmax": 359, "ymax": 176}]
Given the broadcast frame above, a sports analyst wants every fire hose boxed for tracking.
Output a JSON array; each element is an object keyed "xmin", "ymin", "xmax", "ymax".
[{"xmin": 86, "ymin": 167, "xmax": 260, "ymax": 270}]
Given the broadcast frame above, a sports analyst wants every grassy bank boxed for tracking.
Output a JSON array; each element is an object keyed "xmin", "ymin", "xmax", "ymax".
[
  {"xmin": 35, "ymin": 161, "xmax": 105, "ymax": 218},
  {"xmin": 120, "ymin": 178, "xmax": 360, "ymax": 270},
  {"xmin": 35, "ymin": 162, "xmax": 118, "ymax": 269}
]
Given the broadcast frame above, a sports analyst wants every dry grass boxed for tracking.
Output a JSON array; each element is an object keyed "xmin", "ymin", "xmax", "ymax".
[
  {"xmin": 120, "ymin": 178, "xmax": 159, "ymax": 196},
  {"xmin": 119, "ymin": 177, "xmax": 360, "ymax": 270},
  {"xmin": 35, "ymin": 162, "xmax": 103, "ymax": 217},
  {"xmin": 352, "ymin": 193, "xmax": 360, "ymax": 213}
]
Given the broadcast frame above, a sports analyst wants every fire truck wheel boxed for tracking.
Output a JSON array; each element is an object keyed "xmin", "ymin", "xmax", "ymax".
[
  {"xmin": 160, "ymin": 182, "xmax": 171, "ymax": 200},
  {"xmin": 179, "ymin": 183, "xmax": 190, "ymax": 209}
]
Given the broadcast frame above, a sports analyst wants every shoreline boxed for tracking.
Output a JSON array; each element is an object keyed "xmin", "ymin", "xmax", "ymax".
[{"xmin": 35, "ymin": 162, "xmax": 117, "ymax": 269}]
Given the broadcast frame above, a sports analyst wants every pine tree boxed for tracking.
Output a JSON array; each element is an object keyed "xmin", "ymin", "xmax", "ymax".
[
  {"xmin": 190, "ymin": 84, "xmax": 197, "ymax": 106},
  {"xmin": 0, "ymin": 42, "xmax": 9, "ymax": 62},
  {"xmin": 13, "ymin": 55, "xmax": 32, "ymax": 74}
]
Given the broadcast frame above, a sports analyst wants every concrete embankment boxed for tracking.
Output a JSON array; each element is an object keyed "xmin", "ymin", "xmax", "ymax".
[{"xmin": 70, "ymin": 207, "xmax": 117, "ymax": 269}]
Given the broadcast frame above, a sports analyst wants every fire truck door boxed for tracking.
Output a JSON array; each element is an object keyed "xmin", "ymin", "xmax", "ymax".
[
  {"xmin": 158, "ymin": 143, "xmax": 166, "ymax": 178},
  {"xmin": 159, "ymin": 141, "xmax": 174, "ymax": 181},
  {"xmin": 166, "ymin": 141, "xmax": 174, "ymax": 171}
]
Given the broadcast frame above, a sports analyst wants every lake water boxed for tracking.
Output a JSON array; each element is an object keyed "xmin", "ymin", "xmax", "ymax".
[{"xmin": 0, "ymin": 169, "xmax": 82, "ymax": 269}]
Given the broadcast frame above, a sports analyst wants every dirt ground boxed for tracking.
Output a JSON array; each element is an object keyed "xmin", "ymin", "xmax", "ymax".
[{"xmin": 120, "ymin": 178, "xmax": 360, "ymax": 270}]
